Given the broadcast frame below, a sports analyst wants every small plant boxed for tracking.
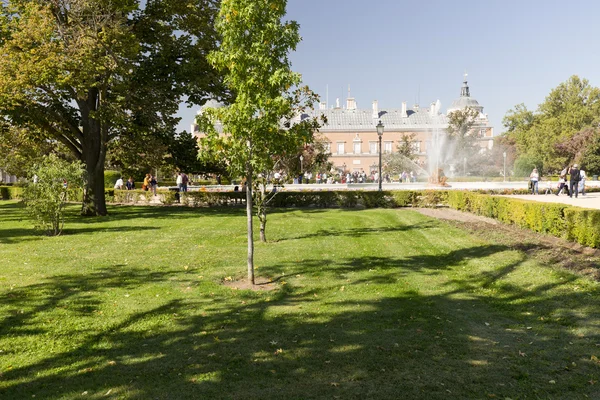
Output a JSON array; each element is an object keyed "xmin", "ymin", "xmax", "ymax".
[{"xmin": 22, "ymin": 155, "xmax": 84, "ymax": 236}]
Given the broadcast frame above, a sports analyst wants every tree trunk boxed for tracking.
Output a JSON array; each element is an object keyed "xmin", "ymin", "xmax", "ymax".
[
  {"xmin": 257, "ymin": 186, "xmax": 267, "ymax": 242},
  {"xmin": 79, "ymin": 89, "xmax": 108, "ymax": 216},
  {"xmin": 81, "ymin": 160, "xmax": 107, "ymax": 216},
  {"xmin": 246, "ymin": 168, "xmax": 255, "ymax": 285}
]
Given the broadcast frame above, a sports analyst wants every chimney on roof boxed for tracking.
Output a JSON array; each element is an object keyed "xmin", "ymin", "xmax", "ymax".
[
  {"xmin": 401, "ymin": 101, "xmax": 407, "ymax": 118},
  {"xmin": 346, "ymin": 97, "xmax": 357, "ymax": 110},
  {"xmin": 372, "ymin": 100, "xmax": 379, "ymax": 119}
]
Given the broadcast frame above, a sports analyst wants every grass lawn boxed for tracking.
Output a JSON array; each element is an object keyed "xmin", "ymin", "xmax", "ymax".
[{"xmin": 1, "ymin": 200, "xmax": 599, "ymax": 399}]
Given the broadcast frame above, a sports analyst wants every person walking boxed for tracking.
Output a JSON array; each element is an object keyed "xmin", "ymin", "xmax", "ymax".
[
  {"xmin": 555, "ymin": 173, "xmax": 569, "ymax": 196},
  {"xmin": 569, "ymin": 164, "xmax": 581, "ymax": 198},
  {"xmin": 114, "ymin": 176, "xmax": 124, "ymax": 190},
  {"xmin": 142, "ymin": 174, "xmax": 150, "ymax": 191},
  {"xmin": 181, "ymin": 173, "xmax": 189, "ymax": 192},
  {"xmin": 126, "ymin": 177, "xmax": 135, "ymax": 190},
  {"xmin": 176, "ymin": 172, "xmax": 183, "ymax": 192},
  {"xmin": 529, "ymin": 168, "xmax": 539, "ymax": 195},
  {"xmin": 150, "ymin": 174, "xmax": 157, "ymax": 196}
]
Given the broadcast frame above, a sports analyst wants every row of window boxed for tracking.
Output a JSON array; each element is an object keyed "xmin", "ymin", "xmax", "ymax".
[{"xmin": 328, "ymin": 141, "xmax": 422, "ymax": 155}]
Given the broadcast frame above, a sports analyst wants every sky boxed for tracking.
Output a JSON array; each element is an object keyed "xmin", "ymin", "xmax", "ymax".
[{"xmin": 175, "ymin": 0, "xmax": 600, "ymax": 135}]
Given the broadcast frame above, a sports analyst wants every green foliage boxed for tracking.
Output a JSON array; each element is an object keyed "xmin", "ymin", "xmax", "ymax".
[
  {"xmin": 0, "ymin": 124, "xmax": 70, "ymax": 178},
  {"xmin": 383, "ymin": 133, "xmax": 419, "ymax": 176},
  {"xmin": 503, "ymin": 76, "xmax": 600, "ymax": 172},
  {"xmin": 446, "ymin": 191, "xmax": 600, "ymax": 248},
  {"xmin": 22, "ymin": 155, "xmax": 83, "ymax": 235},
  {"xmin": 513, "ymin": 154, "xmax": 544, "ymax": 177},
  {"xmin": 0, "ymin": 0, "xmax": 224, "ymax": 216},
  {"xmin": 445, "ymin": 107, "xmax": 481, "ymax": 166},
  {"xmin": 0, "ymin": 186, "xmax": 23, "ymax": 200},
  {"xmin": 564, "ymin": 208, "xmax": 600, "ymax": 248},
  {"xmin": 104, "ymin": 170, "xmax": 122, "ymax": 188},
  {"xmin": 197, "ymin": 0, "xmax": 322, "ymax": 275}
]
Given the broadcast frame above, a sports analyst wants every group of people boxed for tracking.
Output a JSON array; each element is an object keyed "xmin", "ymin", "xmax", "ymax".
[
  {"xmin": 176, "ymin": 172, "xmax": 189, "ymax": 193},
  {"xmin": 529, "ymin": 164, "xmax": 587, "ymax": 197},
  {"xmin": 114, "ymin": 176, "xmax": 136, "ymax": 191},
  {"xmin": 114, "ymin": 172, "xmax": 188, "ymax": 195}
]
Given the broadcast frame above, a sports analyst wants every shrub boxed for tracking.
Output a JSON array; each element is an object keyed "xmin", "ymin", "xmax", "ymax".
[
  {"xmin": 22, "ymin": 155, "xmax": 84, "ymax": 236},
  {"xmin": 104, "ymin": 170, "xmax": 122, "ymax": 188},
  {"xmin": 0, "ymin": 186, "xmax": 23, "ymax": 200}
]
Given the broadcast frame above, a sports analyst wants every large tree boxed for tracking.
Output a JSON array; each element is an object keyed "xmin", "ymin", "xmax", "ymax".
[
  {"xmin": 198, "ymin": 0, "xmax": 320, "ymax": 284},
  {"xmin": 503, "ymin": 76, "xmax": 600, "ymax": 172},
  {"xmin": 445, "ymin": 107, "xmax": 481, "ymax": 168},
  {"xmin": 0, "ymin": 0, "xmax": 223, "ymax": 215}
]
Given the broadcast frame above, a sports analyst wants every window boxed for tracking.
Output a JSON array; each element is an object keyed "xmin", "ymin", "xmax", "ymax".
[
  {"xmin": 337, "ymin": 142, "xmax": 345, "ymax": 155},
  {"xmin": 480, "ymin": 128, "xmax": 487, "ymax": 137},
  {"xmin": 412, "ymin": 141, "xmax": 421, "ymax": 153},
  {"xmin": 353, "ymin": 142, "xmax": 361, "ymax": 154},
  {"xmin": 325, "ymin": 142, "xmax": 331, "ymax": 152},
  {"xmin": 384, "ymin": 141, "xmax": 393, "ymax": 154},
  {"xmin": 369, "ymin": 141, "xmax": 378, "ymax": 154}
]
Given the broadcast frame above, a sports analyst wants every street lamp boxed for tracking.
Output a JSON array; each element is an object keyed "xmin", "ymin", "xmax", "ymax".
[
  {"xmin": 503, "ymin": 151, "xmax": 507, "ymax": 182},
  {"xmin": 299, "ymin": 154, "xmax": 304, "ymax": 184},
  {"xmin": 463, "ymin": 157, "xmax": 467, "ymax": 177},
  {"xmin": 376, "ymin": 120, "xmax": 384, "ymax": 191}
]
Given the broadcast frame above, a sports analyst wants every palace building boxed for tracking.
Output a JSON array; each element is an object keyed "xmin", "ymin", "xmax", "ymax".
[{"xmin": 191, "ymin": 76, "xmax": 494, "ymax": 174}]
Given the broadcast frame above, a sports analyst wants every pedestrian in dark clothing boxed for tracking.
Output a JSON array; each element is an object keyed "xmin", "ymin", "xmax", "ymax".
[
  {"xmin": 126, "ymin": 177, "xmax": 135, "ymax": 190},
  {"xmin": 569, "ymin": 164, "xmax": 581, "ymax": 198},
  {"xmin": 555, "ymin": 173, "xmax": 569, "ymax": 196}
]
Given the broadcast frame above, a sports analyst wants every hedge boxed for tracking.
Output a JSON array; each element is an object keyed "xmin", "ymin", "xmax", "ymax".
[
  {"xmin": 0, "ymin": 186, "xmax": 23, "ymax": 199},
  {"xmin": 446, "ymin": 191, "xmax": 600, "ymax": 248},
  {"xmin": 6, "ymin": 185, "xmax": 600, "ymax": 249}
]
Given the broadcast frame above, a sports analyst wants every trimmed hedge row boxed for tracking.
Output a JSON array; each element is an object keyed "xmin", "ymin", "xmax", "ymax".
[
  {"xmin": 446, "ymin": 191, "xmax": 600, "ymax": 248},
  {"xmin": 5, "ymin": 185, "xmax": 600, "ymax": 248},
  {"xmin": 0, "ymin": 186, "xmax": 23, "ymax": 199}
]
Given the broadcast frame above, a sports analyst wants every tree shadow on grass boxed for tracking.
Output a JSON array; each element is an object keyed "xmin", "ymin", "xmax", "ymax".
[
  {"xmin": 275, "ymin": 221, "xmax": 439, "ymax": 242},
  {"xmin": 2, "ymin": 239, "xmax": 598, "ymax": 399},
  {"xmin": 62, "ymin": 204, "xmax": 247, "ymax": 225},
  {"xmin": 0, "ymin": 201, "xmax": 27, "ymax": 222},
  {"xmin": 0, "ymin": 226, "xmax": 159, "ymax": 245}
]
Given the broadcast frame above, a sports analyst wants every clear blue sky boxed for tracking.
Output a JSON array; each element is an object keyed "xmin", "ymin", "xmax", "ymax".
[{"xmin": 176, "ymin": 0, "xmax": 600, "ymax": 135}]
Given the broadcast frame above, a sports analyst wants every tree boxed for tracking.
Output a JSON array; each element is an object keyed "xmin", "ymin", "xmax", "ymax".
[
  {"xmin": 503, "ymin": 76, "xmax": 600, "ymax": 172},
  {"xmin": 106, "ymin": 132, "xmax": 171, "ymax": 181},
  {"xmin": 0, "ymin": 0, "xmax": 223, "ymax": 215},
  {"xmin": 445, "ymin": 107, "xmax": 481, "ymax": 167},
  {"xmin": 382, "ymin": 133, "xmax": 419, "ymax": 176},
  {"xmin": 198, "ymin": 0, "xmax": 320, "ymax": 284},
  {"xmin": 22, "ymin": 154, "xmax": 83, "ymax": 236},
  {"xmin": 555, "ymin": 127, "xmax": 600, "ymax": 174},
  {"xmin": 277, "ymin": 135, "xmax": 332, "ymax": 179},
  {"xmin": 0, "ymin": 123, "xmax": 72, "ymax": 178}
]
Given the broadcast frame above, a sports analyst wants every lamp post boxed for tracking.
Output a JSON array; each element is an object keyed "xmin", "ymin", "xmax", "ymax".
[
  {"xmin": 299, "ymin": 155, "xmax": 303, "ymax": 173},
  {"xmin": 463, "ymin": 157, "xmax": 466, "ymax": 177},
  {"xmin": 299, "ymin": 154, "xmax": 304, "ymax": 184},
  {"xmin": 503, "ymin": 151, "xmax": 507, "ymax": 182},
  {"xmin": 376, "ymin": 120, "xmax": 384, "ymax": 191}
]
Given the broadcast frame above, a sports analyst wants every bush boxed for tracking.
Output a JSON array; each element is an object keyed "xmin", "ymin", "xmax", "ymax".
[
  {"xmin": 0, "ymin": 186, "xmax": 23, "ymax": 200},
  {"xmin": 104, "ymin": 170, "xmax": 122, "ymax": 188},
  {"xmin": 564, "ymin": 208, "xmax": 600, "ymax": 248},
  {"xmin": 445, "ymin": 191, "xmax": 600, "ymax": 247},
  {"xmin": 22, "ymin": 155, "xmax": 84, "ymax": 236}
]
